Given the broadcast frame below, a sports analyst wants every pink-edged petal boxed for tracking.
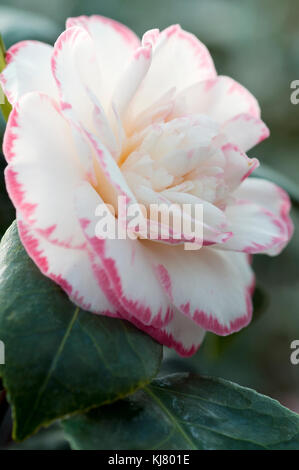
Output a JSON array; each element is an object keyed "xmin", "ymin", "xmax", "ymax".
[
  {"xmin": 17, "ymin": 216, "xmax": 117, "ymax": 316},
  {"xmin": 160, "ymin": 189, "xmax": 233, "ymax": 245},
  {"xmin": 126, "ymin": 24, "xmax": 216, "ymax": 123},
  {"xmin": 223, "ymin": 202, "xmax": 289, "ymax": 255},
  {"xmin": 146, "ymin": 243, "xmax": 255, "ymax": 335},
  {"xmin": 51, "ymin": 26, "xmax": 103, "ymax": 131},
  {"xmin": 112, "ymin": 43, "xmax": 152, "ymax": 120},
  {"xmin": 222, "ymin": 114, "xmax": 270, "ymax": 152},
  {"xmin": 86, "ymin": 243, "xmax": 206, "ymax": 356},
  {"xmin": 85, "ymin": 245, "xmax": 205, "ymax": 356},
  {"xmin": 129, "ymin": 182, "xmax": 231, "ymax": 247},
  {"xmin": 4, "ymin": 92, "xmax": 87, "ymax": 248},
  {"xmin": 124, "ymin": 308, "xmax": 206, "ymax": 357},
  {"xmin": 75, "ymin": 182, "xmax": 173, "ymax": 329},
  {"xmin": 220, "ymin": 143, "xmax": 259, "ymax": 192},
  {"xmin": 222, "ymin": 177, "xmax": 293, "ymax": 255},
  {"xmin": 0, "ymin": 40, "xmax": 59, "ymax": 105},
  {"xmin": 172, "ymin": 75, "xmax": 261, "ymax": 123},
  {"xmin": 66, "ymin": 15, "xmax": 140, "ymax": 111},
  {"xmin": 52, "ymin": 27, "xmax": 121, "ymax": 160},
  {"xmin": 66, "ymin": 15, "xmax": 140, "ymax": 48},
  {"xmin": 234, "ymin": 177, "xmax": 292, "ymax": 229}
]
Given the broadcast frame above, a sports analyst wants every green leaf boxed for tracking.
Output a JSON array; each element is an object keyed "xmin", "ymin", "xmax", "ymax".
[
  {"xmin": 3, "ymin": 424, "xmax": 70, "ymax": 450},
  {"xmin": 0, "ymin": 34, "xmax": 12, "ymax": 122},
  {"xmin": 0, "ymin": 36, "xmax": 6, "ymax": 71},
  {"xmin": 0, "ymin": 221, "xmax": 163, "ymax": 441},
  {"xmin": 63, "ymin": 373, "xmax": 299, "ymax": 450}
]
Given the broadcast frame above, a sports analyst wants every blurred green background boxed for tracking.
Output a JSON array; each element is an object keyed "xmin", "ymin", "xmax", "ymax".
[{"xmin": 0, "ymin": 0, "xmax": 298, "ymax": 449}]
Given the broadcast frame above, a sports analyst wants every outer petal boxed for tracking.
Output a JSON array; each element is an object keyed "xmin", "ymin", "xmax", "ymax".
[
  {"xmin": 125, "ymin": 309, "xmax": 206, "ymax": 357},
  {"xmin": 222, "ymin": 177, "xmax": 293, "ymax": 255},
  {"xmin": 75, "ymin": 182, "xmax": 173, "ymax": 329},
  {"xmin": 84, "ymin": 237, "xmax": 206, "ymax": 356},
  {"xmin": 222, "ymin": 114, "xmax": 269, "ymax": 152},
  {"xmin": 4, "ymin": 92, "xmax": 87, "ymax": 248},
  {"xmin": 145, "ymin": 243, "xmax": 255, "ymax": 335},
  {"xmin": 223, "ymin": 202, "xmax": 289, "ymax": 255},
  {"xmin": 0, "ymin": 40, "xmax": 59, "ymax": 105},
  {"xmin": 17, "ymin": 216, "xmax": 117, "ymax": 316},
  {"xmin": 126, "ymin": 24, "xmax": 216, "ymax": 123},
  {"xmin": 84, "ymin": 242, "xmax": 205, "ymax": 357},
  {"xmin": 172, "ymin": 75, "xmax": 261, "ymax": 123},
  {"xmin": 66, "ymin": 15, "xmax": 140, "ymax": 49},
  {"xmin": 51, "ymin": 26, "xmax": 102, "ymax": 132},
  {"xmin": 52, "ymin": 27, "xmax": 122, "ymax": 160},
  {"xmin": 66, "ymin": 15, "xmax": 140, "ymax": 111}
]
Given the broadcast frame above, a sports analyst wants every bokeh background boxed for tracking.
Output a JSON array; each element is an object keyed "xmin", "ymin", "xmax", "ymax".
[{"xmin": 0, "ymin": 0, "xmax": 298, "ymax": 449}]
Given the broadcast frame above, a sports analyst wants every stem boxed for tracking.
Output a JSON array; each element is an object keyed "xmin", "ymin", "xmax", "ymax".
[{"xmin": 0, "ymin": 34, "xmax": 12, "ymax": 122}]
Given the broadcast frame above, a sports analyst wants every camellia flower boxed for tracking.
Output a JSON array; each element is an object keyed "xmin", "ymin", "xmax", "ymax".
[{"xmin": 0, "ymin": 16, "xmax": 293, "ymax": 356}]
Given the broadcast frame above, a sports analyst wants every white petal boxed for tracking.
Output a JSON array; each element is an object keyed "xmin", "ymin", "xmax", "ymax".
[
  {"xmin": 172, "ymin": 75, "xmax": 261, "ymax": 123},
  {"xmin": 17, "ymin": 216, "xmax": 117, "ymax": 316},
  {"xmin": 145, "ymin": 243, "xmax": 255, "ymax": 335},
  {"xmin": 0, "ymin": 40, "xmax": 58, "ymax": 105},
  {"xmin": 66, "ymin": 15, "xmax": 140, "ymax": 111},
  {"xmin": 161, "ymin": 189, "xmax": 232, "ymax": 245},
  {"xmin": 222, "ymin": 114, "xmax": 269, "ymax": 152},
  {"xmin": 4, "ymin": 92, "xmax": 87, "ymax": 248},
  {"xmin": 52, "ymin": 27, "xmax": 120, "ymax": 159},
  {"xmin": 220, "ymin": 143, "xmax": 259, "ymax": 193},
  {"xmin": 112, "ymin": 44, "xmax": 152, "ymax": 120},
  {"xmin": 127, "ymin": 24, "xmax": 216, "ymax": 124},
  {"xmin": 74, "ymin": 182, "xmax": 173, "ymax": 328},
  {"xmin": 51, "ymin": 26, "xmax": 103, "ymax": 132},
  {"xmin": 126, "ymin": 308, "xmax": 206, "ymax": 357},
  {"xmin": 222, "ymin": 177, "xmax": 293, "ymax": 255},
  {"xmin": 85, "ymin": 129, "xmax": 137, "ymax": 210}
]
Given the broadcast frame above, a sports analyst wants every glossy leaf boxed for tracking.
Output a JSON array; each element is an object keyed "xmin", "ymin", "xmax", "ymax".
[
  {"xmin": 3, "ymin": 424, "xmax": 70, "ymax": 450},
  {"xmin": 0, "ymin": 222, "xmax": 163, "ymax": 441},
  {"xmin": 0, "ymin": 34, "xmax": 12, "ymax": 122},
  {"xmin": 63, "ymin": 373, "xmax": 299, "ymax": 450}
]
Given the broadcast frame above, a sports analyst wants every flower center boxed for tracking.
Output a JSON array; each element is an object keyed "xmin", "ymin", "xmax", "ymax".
[{"xmin": 119, "ymin": 114, "xmax": 227, "ymax": 208}]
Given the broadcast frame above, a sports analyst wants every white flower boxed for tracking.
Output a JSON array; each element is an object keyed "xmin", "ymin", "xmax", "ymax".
[{"xmin": 0, "ymin": 16, "xmax": 293, "ymax": 355}]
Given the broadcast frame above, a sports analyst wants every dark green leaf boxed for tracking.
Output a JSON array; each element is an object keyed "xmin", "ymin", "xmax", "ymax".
[
  {"xmin": 63, "ymin": 373, "xmax": 299, "ymax": 450},
  {"xmin": 3, "ymin": 424, "xmax": 70, "ymax": 450},
  {"xmin": 0, "ymin": 222, "xmax": 162, "ymax": 441}
]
